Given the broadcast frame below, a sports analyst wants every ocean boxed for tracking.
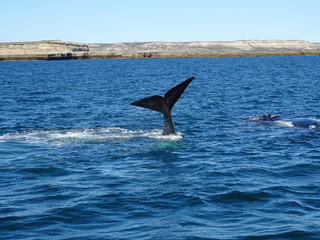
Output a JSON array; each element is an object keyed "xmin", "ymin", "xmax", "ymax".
[{"xmin": 1, "ymin": 56, "xmax": 320, "ymax": 240}]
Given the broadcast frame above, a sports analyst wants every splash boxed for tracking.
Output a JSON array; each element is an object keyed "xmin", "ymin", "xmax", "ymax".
[
  {"xmin": 275, "ymin": 119, "xmax": 319, "ymax": 129},
  {"xmin": 0, "ymin": 127, "xmax": 183, "ymax": 145},
  {"xmin": 274, "ymin": 120, "xmax": 294, "ymax": 128}
]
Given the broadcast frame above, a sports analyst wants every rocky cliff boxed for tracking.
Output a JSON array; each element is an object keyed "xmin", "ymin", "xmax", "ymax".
[
  {"xmin": 1, "ymin": 40, "xmax": 320, "ymax": 61},
  {"xmin": 89, "ymin": 40, "xmax": 320, "ymax": 53},
  {"xmin": 0, "ymin": 40, "xmax": 89, "ymax": 60},
  {"xmin": 0, "ymin": 40, "xmax": 88, "ymax": 54}
]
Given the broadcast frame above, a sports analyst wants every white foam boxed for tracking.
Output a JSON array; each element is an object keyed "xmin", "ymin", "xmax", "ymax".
[
  {"xmin": 144, "ymin": 130, "xmax": 183, "ymax": 141},
  {"xmin": 274, "ymin": 120, "xmax": 294, "ymax": 128},
  {"xmin": 0, "ymin": 127, "xmax": 183, "ymax": 145},
  {"xmin": 275, "ymin": 119, "xmax": 319, "ymax": 129}
]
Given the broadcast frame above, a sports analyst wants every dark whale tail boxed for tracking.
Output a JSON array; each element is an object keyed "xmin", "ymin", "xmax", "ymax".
[{"xmin": 131, "ymin": 77, "xmax": 195, "ymax": 135}]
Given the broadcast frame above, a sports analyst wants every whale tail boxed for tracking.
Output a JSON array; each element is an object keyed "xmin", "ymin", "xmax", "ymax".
[{"xmin": 131, "ymin": 77, "xmax": 195, "ymax": 135}]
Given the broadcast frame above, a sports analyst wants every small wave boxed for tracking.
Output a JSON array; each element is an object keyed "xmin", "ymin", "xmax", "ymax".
[{"xmin": 0, "ymin": 127, "xmax": 183, "ymax": 145}]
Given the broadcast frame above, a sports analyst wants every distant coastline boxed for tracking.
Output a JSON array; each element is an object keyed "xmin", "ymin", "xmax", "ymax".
[{"xmin": 1, "ymin": 40, "xmax": 320, "ymax": 61}]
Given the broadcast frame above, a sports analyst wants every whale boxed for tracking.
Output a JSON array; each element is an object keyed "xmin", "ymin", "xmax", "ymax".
[
  {"xmin": 131, "ymin": 77, "xmax": 195, "ymax": 135},
  {"xmin": 248, "ymin": 113, "xmax": 320, "ymax": 128}
]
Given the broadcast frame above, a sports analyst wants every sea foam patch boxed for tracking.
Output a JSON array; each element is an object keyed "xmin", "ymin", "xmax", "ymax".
[
  {"xmin": 144, "ymin": 130, "xmax": 183, "ymax": 141},
  {"xmin": 0, "ymin": 127, "xmax": 183, "ymax": 145},
  {"xmin": 274, "ymin": 120, "xmax": 294, "ymax": 128}
]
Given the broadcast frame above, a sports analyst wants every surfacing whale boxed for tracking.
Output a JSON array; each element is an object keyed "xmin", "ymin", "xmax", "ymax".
[
  {"xmin": 248, "ymin": 113, "xmax": 320, "ymax": 128},
  {"xmin": 131, "ymin": 77, "xmax": 195, "ymax": 135}
]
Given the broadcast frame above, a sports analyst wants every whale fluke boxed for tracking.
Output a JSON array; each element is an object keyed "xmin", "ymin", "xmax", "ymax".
[{"xmin": 131, "ymin": 77, "xmax": 195, "ymax": 135}]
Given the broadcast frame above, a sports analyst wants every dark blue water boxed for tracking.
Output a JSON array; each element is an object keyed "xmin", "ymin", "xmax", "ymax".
[{"xmin": 1, "ymin": 57, "xmax": 320, "ymax": 240}]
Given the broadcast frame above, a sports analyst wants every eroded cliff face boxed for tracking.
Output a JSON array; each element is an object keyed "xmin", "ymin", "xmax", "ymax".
[
  {"xmin": 89, "ymin": 40, "xmax": 320, "ymax": 53},
  {"xmin": 1, "ymin": 40, "xmax": 320, "ymax": 61},
  {"xmin": 0, "ymin": 40, "xmax": 88, "ymax": 54}
]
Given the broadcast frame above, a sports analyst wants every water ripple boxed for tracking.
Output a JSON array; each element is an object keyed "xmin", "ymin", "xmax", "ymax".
[{"xmin": 1, "ymin": 57, "xmax": 320, "ymax": 239}]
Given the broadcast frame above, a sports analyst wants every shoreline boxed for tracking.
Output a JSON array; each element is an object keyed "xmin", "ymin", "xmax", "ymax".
[
  {"xmin": 1, "ymin": 50, "xmax": 320, "ymax": 61},
  {"xmin": 1, "ymin": 40, "xmax": 320, "ymax": 61},
  {"xmin": 88, "ymin": 50, "xmax": 320, "ymax": 59}
]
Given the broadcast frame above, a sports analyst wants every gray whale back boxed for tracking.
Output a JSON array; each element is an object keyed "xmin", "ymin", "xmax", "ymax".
[
  {"xmin": 289, "ymin": 118, "xmax": 320, "ymax": 128},
  {"xmin": 249, "ymin": 114, "xmax": 320, "ymax": 128}
]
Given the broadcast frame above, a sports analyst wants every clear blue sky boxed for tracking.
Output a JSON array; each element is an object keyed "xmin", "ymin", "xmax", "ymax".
[{"xmin": 1, "ymin": 0, "xmax": 319, "ymax": 43}]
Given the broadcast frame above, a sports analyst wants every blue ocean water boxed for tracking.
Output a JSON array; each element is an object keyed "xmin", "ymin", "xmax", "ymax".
[{"xmin": 0, "ymin": 56, "xmax": 320, "ymax": 240}]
